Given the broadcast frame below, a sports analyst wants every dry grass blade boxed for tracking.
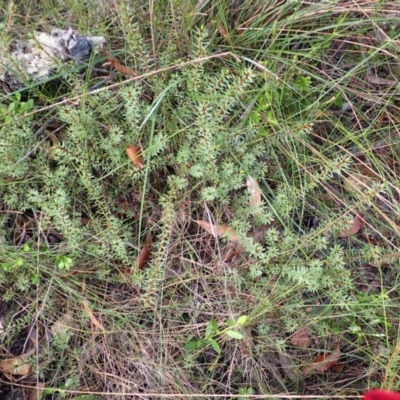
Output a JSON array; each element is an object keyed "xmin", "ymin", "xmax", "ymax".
[
  {"xmin": 218, "ymin": 23, "xmax": 230, "ymax": 40},
  {"xmin": 344, "ymin": 173, "xmax": 378, "ymax": 194},
  {"xmin": 82, "ymin": 300, "xmax": 107, "ymax": 333}
]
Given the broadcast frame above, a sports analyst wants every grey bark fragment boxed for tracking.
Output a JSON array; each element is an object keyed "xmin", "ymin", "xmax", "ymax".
[{"xmin": 1, "ymin": 27, "xmax": 106, "ymax": 92}]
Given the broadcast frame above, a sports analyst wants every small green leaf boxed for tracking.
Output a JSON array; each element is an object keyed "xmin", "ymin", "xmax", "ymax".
[
  {"xmin": 208, "ymin": 338, "xmax": 221, "ymax": 354},
  {"xmin": 237, "ymin": 315, "xmax": 248, "ymax": 326},
  {"xmin": 15, "ymin": 258, "xmax": 24, "ymax": 267},
  {"xmin": 205, "ymin": 322, "xmax": 213, "ymax": 338},
  {"xmin": 210, "ymin": 317, "xmax": 219, "ymax": 332},
  {"xmin": 225, "ymin": 330, "xmax": 243, "ymax": 339},
  {"xmin": 226, "ymin": 318, "xmax": 235, "ymax": 327},
  {"xmin": 206, "ymin": 317, "xmax": 219, "ymax": 337},
  {"xmin": 56, "ymin": 255, "xmax": 73, "ymax": 270},
  {"xmin": 31, "ymin": 273, "xmax": 40, "ymax": 285},
  {"xmin": 185, "ymin": 340, "xmax": 199, "ymax": 351}
]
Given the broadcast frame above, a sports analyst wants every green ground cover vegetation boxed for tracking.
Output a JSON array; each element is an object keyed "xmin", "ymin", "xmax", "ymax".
[{"xmin": 1, "ymin": 0, "xmax": 400, "ymax": 399}]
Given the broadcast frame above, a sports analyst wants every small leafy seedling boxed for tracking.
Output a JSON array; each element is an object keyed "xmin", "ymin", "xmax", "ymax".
[
  {"xmin": 186, "ymin": 315, "xmax": 248, "ymax": 355},
  {"xmin": 238, "ymin": 387, "xmax": 255, "ymax": 400},
  {"xmin": 0, "ymin": 92, "xmax": 34, "ymax": 123},
  {"xmin": 55, "ymin": 255, "xmax": 73, "ymax": 270}
]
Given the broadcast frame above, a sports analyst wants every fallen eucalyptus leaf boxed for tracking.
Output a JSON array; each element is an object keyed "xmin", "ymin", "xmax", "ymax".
[
  {"xmin": 126, "ymin": 144, "xmax": 144, "ymax": 168},
  {"xmin": 302, "ymin": 346, "xmax": 341, "ymax": 375},
  {"xmin": 290, "ymin": 326, "xmax": 311, "ymax": 348},
  {"xmin": 195, "ymin": 220, "xmax": 239, "ymax": 242}
]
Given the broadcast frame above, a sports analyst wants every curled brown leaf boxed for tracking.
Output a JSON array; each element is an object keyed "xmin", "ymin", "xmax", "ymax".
[
  {"xmin": 339, "ymin": 214, "xmax": 364, "ymax": 238},
  {"xmin": 137, "ymin": 235, "xmax": 153, "ymax": 270},
  {"xmin": 195, "ymin": 220, "xmax": 239, "ymax": 242},
  {"xmin": 302, "ymin": 346, "xmax": 341, "ymax": 375},
  {"xmin": 82, "ymin": 300, "xmax": 107, "ymax": 333},
  {"xmin": 126, "ymin": 144, "xmax": 144, "ymax": 168},
  {"xmin": 102, "ymin": 50, "xmax": 135, "ymax": 75}
]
